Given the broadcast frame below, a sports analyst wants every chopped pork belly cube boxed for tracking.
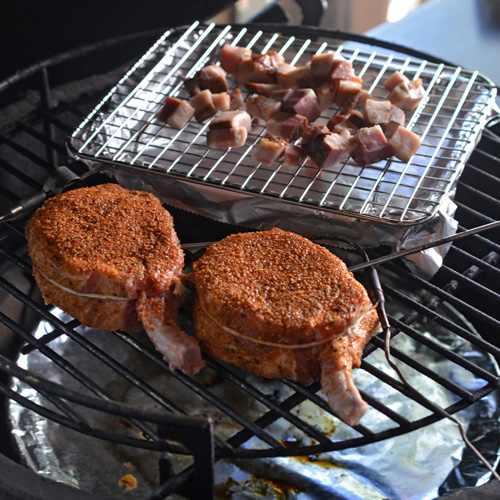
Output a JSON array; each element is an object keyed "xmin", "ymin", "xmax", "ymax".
[
  {"xmin": 385, "ymin": 105, "xmax": 406, "ymax": 138},
  {"xmin": 363, "ymin": 99, "xmax": 393, "ymax": 126},
  {"xmin": 191, "ymin": 89, "xmax": 217, "ymax": 122},
  {"xmin": 229, "ymin": 88, "xmax": 244, "ymax": 110},
  {"xmin": 207, "ymin": 127, "xmax": 248, "ymax": 149},
  {"xmin": 280, "ymin": 88, "xmax": 321, "ymax": 122},
  {"xmin": 245, "ymin": 82, "xmax": 283, "ymax": 96},
  {"xmin": 363, "ymin": 99, "xmax": 406, "ymax": 137},
  {"xmin": 333, "ymin": 79, "xmax": 363, "ymax": 109},
  {"xmin": 210, "ymin": 110, "xmax": 252, "ymax": 132},
  {"xmin": 266, "ymin": 112, "xmax": 308, "ymax": 141},
  {"xmin": 384, "ymin": 70, "xmax": 410, "ymax": 91},
  {"xmin": 314, "ymin": 82, "xmax": 336, "ymax": 111},
  {"xmin": 220, "ymin": 44, "xmax": 252, "ymax": 74},
  {"xmin": 235, "ymin": 51, "xmax": 284, "ymax": 85},
  {"xmin": 330, "ymin": 56, "xmax": 355, "ymax": 81},
  {"xmin": 283, "ymin": 143, "xmax": 307, "ymax": 166},
  {"xmin": 351, "ymin": 125, "xmax": 393, "ymax": 165},
  {"xmin": 252, "ymin": 134, "xmax": 287, "ymax": 166},
  {"xmin": 157, "ymin": 96, "xmax": 194, "ymax": 129},
  {"xmin": 211, "ymin": 92, "xmax": 230, "ymax": 112},
  {"xmin": 310, "ymin": 52, "xmax": 338, "ymax": 79},
  {"xmin": 327, "ymin": 109, "xmax": 364, "ymax": 134},
  {"xmin": 276, "ymin": 63, "xmax": 313, "ymax": 88},
  {"xmin": 303, "ymin": 129, "xmax": 355, "ymax": 169},
  {"xmin": 389, "ymin": 126, "xmax": 421, "ymax": 162},
  {"xmin": 388, "ymin": 78, "xmax": 425, "ymax": 111},
  {"xmin": 246, "ymin": 94, "xmax": 281, "ymax": 121},
  {"xmin": 302, "ymin": 124, "xmax": 331, "ymax": 143},
  {"xmin": 199, "ymin": 64, "xmax": 229, "ymax": 93},
  {"xmin": 310, "ymin": 52, "xmax": 355, "ymax": 81}
]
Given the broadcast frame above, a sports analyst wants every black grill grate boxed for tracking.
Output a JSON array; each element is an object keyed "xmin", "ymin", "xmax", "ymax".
[{"xmin": 0, "ymin": 28, "xmax": 500, "ymax": 499}]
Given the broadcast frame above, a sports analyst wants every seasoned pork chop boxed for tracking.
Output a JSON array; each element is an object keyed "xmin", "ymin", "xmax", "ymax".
[
  {"xmin": 25, "ymin": 183, "xmax": 204, "ymax": 374},
  {"xmin": 192, "ymin": 228, "xmax": 379, "ymax": 425}
]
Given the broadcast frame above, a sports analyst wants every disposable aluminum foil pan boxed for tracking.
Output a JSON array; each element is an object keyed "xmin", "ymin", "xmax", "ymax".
[{"xmin": 68, "ymin": 22, "xmax": 497, "ymax": 276}]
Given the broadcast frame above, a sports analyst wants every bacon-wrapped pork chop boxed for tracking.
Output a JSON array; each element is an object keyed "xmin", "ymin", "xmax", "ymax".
[
  {"xmin": 192, "ymin": 228, "xmax": 380, "ymax": 426},
  {"xmin": 25, "ymin": 183, "xmax": 204, "ymax": 375}
]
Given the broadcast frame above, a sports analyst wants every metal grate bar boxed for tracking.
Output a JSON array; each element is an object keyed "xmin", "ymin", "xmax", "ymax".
[{"xmin": 113, "ymin": 330, "xmax": 286, "ymax": 450}]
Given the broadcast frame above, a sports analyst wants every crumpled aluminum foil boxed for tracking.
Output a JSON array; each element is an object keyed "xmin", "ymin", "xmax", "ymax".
[{"xmin": 7, "ymin": 304, "xmax": 500, "ymax": 500}]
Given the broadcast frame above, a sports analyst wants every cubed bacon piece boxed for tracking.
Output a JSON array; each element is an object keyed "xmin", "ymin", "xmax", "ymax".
[
  {"xmin": 280, "ymin": 88, "xmax": 321, "ymax": 122},
  {"xmin": 210, "ymin": 110, "xmax": 252, "ymax": 132},
  {"xmin": 330, "ymin": 56, "xmax": 355, "ymax": 81},
  {"xmin": 246, "ymin": 94, "xmax": 281, "ymax": 121},
  {"xmin": 384, "ymin": 105, "xmax": 406, "ymax": 138},
  {"xmin": 276, "ymin": 63, "xmax": 313, "ymax": 88},
  {"xmin": 198, "ymin": 64, "xmax": 228, "ymax": 93},
  {"xmin": 311, "ymin": 52, "xmax": 355, "ymax": 81},
  {"xmin": 363, "ymin": 99, "xmax": 406, "ymax": 136},
  {"xmin": 245, "ymin": 82, "xmax": 283, "ymax": 96},
  {"xmin": 191, "ymin": 89, "xmax": 217, "ymax": 122},
  {"xmin": 157, "ymin": 96, "xmax": 194, "ymax": 129},
  {"xmin": 333, "ymin": 79, "xmax": 363, "ymax": 109},
  {"xmin": 302, "ymin": 124, "xmax": 331, "ymax": 143},
  {"xmin": 310, "ymin": 52, "xmax": 338, "ymax": 79},
  {"xmin": 220, "ymin": 44, "xmax": 252, "ymax": 74},
  {"xmin": 303, "ymin": 129, "xmax": 355, "ymax": 169},
  {"xmin": 207, "ymin": 127, "xmax": 248, "ymax": 149},
  {"xmin": 212, "ymin": 92, "xmax": 230, "ymax": 112},
  {"xmin": 356, "ymin": 88, "xmax": 372, "ymax": 108},
  {"xmin": 252, "ymin": 134, "xmax": 287, "ymax": 166},
  {"xmin": 388, "ymin": 78, "xmax": 425, "ymax": 111},
  {"xmin": 235, "ymin": 51, "xmax": 285, "ymax": 85},
  {"xmin": 314, "ymin": 82, "xmax": 336, "ymax": 111},
  {"xmin": 283, "ymin": 143, "xmax": 308, "ymax": 166},
  {"xmin": 327, "ymin": 109, "xmax": 364, "ymax": 134},
  {"xmin": 229, "ymin": 88, "xmax": 244, "ymax": 110},
  {"xmin": 266, "ymin": 112, "xmax": 308, "ymax": 141},
  {"xmin": 389, "ymin": 126, "xmax": 421, "ymax": 162},
  {"xmin": 351, "ymin": 125, "xmax": 393, "ymax": 165},
  {"xmin": 363, "ymin": 98, "xmax": 393, "ymax": 126},
  {"xmin": 384, "ymin": 71, "xmax": 410, "ymax": 91}
]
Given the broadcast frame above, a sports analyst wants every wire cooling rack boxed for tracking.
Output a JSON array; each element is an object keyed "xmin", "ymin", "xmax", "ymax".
[{"xmin": 69, "ymin": 22, "xmax": 497, "ymax": 224}]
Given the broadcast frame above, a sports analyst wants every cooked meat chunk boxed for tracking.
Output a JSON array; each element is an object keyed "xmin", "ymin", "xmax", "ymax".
[
  {"xmin": 157, "ymin": 96, "xmax": 194, "ymax": 129},
  {"xmin": 25, "ymin": 184, "xmax": 204, "ymax": 374},
  {"xmin": 209, "ymin": 110, "xmax": 252, "ymax": 132},
  {"xmin": 244, "ymin": 82, "xmax": 283, "ymax": 96},
  {"xmin": 246, "ymin": 94, "xmax": 281, "ymax": 121},
  {"xmin": 388, "ymin": 77, "xmax": 425, "ymax": 111},
  {"xmin": 265, "ymin": 112, "xmax": 308, "ymax": 141},
  {"xmin": 220, "ymin": 44, "xmax": 252, "ymax": 74},
  {"xmin": 279, "ymin": 88, "xmax": 321, "ymax": 122},
  {"xmin": 351, "ymin": 125, "xmax": 393, "ymax": 165},
  {"xmin": 229, "ymin": 88, "xmax": 244, "ymax": 110},
  {"xmin": 252, "ymin": 134, "xmax": 287, "ymax": 166},
  {"xmin": 235, "ymin": 51, "xmax": 285, "ymax": 85},
  {"xmin": 191, "ymin": 89, "xmax": 218, "ymax": 122},
  {"xmin": 276, "ymin": 63, "xmax": 313, "ymax": 88},
  {"xmin": 303, "ymin": 129, "xmax": 355, "ymax": 169},
  {"xmin": 310, "ymin": 52, "xmax": 355, "ymax": 81},
  {"xmin": 198, "ymin": 64, "xmax": 229, "ymax": 94},
  {"xmin": 206, "ymin": 127, "xmax": 248, "ymax": 149},
  {"xmin": 192, "ymin": 228, "xmax": 379, "ymax": 426},
  {"xmin": 389, "ymin": 125, "xmax": 422, "ymax": 161}
]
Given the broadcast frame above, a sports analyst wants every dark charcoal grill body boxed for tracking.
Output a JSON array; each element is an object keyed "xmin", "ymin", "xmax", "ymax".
[{"xmin": 0, "ymin": 12, "xmax": 500, "ymax": 500}]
